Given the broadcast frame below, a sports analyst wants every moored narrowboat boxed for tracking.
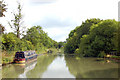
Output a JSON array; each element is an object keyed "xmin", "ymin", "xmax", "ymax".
[{"xmin": 13, "ymin": 51, "xmax": 38, "ymax": 64}]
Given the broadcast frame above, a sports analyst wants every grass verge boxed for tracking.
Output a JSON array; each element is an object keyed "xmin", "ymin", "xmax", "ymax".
[{"xmin": 2, "ymin": 48, "xmax": 59, "ymax": 65}]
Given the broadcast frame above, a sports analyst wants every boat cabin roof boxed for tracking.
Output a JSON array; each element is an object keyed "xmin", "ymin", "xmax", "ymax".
[{"xmin": 15, "ymin": 51, "xmax": 36, "ymax": 56}]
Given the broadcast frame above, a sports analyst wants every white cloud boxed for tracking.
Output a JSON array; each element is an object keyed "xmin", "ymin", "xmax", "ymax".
[
  {"xmin": 44, "ymin": 26, "xmax": 74, "ymax": 42},
  {"xmin": 1, "ymin": 0, "xmax": 119, "ymax": 41}
]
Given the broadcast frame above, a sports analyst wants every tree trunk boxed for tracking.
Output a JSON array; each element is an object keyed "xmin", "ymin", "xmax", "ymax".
[{"xmin": 17, "ymin": 27, "xmax": 20, "ymax": 38}]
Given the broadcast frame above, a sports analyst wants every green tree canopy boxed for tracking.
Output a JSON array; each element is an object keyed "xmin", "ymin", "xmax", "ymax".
[
  {"xmin": 64, "ymin": 18, "xmax": 102, "ymax": 53},
  {"xmin": 76, "ymin": 19, "xmax": 118, "ymax": 57},
  {"xmin": 23, "ymin": 26, "xmax": 56, "ymax": 50}
]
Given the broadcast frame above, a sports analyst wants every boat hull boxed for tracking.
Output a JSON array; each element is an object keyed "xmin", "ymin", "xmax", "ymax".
[
  {"xmin": 15, "ymin": 60, "xmax": 26, "ymax": 64},
  {"xmin": 13, "ymin": 51, "xmax": 38, "ymax": 64},
  {"xmin": 14, "ymin": 58, "xmax": 26, "ymax": 64}
]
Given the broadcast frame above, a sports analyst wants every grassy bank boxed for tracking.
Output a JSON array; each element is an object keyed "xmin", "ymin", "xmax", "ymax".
[
  {"xmin": 36, "ymin": 48, "xmax": 59, "ymax": 55},
  {"xmin": 2, "ymin": 51, "xmax": 15, "ymax": 65},
  {"xmin": 48, "ymin": 48, "xmax": 59, "ymax": 55},
  {"xmin": 2, "ymin": 48, "xmax": 59, "ymax": 65},
  {"xmin": 36, "ymin": 49, "xmax": 47, "ymax": 54}
]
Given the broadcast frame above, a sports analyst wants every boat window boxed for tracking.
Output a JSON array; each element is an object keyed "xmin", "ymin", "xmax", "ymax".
[
  {"xmin": 15, "ymin": 52, "xmax": 25, "ymax": 58},
  {"xmin": 15, "ymin": 54, "xmax": 19, "ymax": 58},
  {"xmin": 28, "ymin": 53, "xmax": 30, "ymax": 56},
  {"xmin": 25, "ymin": 54, "xmax": 27, "ymax": 56},
  {"xmin": 15, "ymin": 52, "xmax": 19, "ymax": 58},
  {"xmin": 19, "ymin": 53, "xmax": 24, "ymax": 58}
]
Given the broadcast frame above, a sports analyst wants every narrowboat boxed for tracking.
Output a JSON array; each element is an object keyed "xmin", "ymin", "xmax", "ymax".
[{"xmin": 13, "ymin": 51, "xmax": 38, "ymax": 64}]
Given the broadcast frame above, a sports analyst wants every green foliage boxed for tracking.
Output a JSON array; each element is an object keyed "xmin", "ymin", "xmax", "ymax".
[
  {"xmin": 2, "ymin": 32, "xmax": 18, "ymax": 51},
  {"xmin": 75, "ymin": 35, "xmax": 93, "ymax": 57},
  {"xmin": 111, "ymin": 55, "xmax": 120, "ymax": 58},
  {"xmin": 8, "ymin": 2, "xmax": 24, "ymax": 38},
  {"xmin": 84, "ymin": 19, "xmax": 118, "ymax": 57},
  {"xmin": 0, "ymin": 0, "xmax": 7, "ymax": 34},
  {"xmin": 0, "ymin": 0, "xmax": 7, "ymax": 17},
  {"xmin": 58, "ymin": 41, "xmax": 65, "ymax": 48},
  {"xmin": 2, "ymin": 26, "xmax": 57, "ymax": 53},
  {"xmin": 65, "ymin": 19, "xmax": 118, "ymax": 57},
  {"xmin": 98, "ymin": 51, "xmax": 106, "ymax": 58},
  {"xmin": 117, "ymin": 22, "xmax": 120, "ymax": 53},
  {"xmin": 23, "ymin": 26, "xmax": 56, "ymax": 50},
  {"xmin": 64, "ymin": 18, "xmax": 102, "ymax": 54},
  {"xmin": 0, "ymin": 24, "xmax": 5, "ymax": 34},
  {"xmin": 2, "ymin": 56, "xmax": 13, "ymax": 64}
]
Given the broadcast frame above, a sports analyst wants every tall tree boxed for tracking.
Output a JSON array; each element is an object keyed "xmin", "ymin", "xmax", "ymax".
[
  {"xmin": 76, "ymin": 19, "xmax": 118, "ymax": 57},
  {"xmin": 0, "ymin": 24, "xmax": 5, "ymax": 34},
  {"xmin": 23, "ymin": 26, "xmax": 55, "ymax": 50},
  {"xmin": 117, "ymin": 22, "xmax": 120, "ymax": 54},
  {"xmin": 8, "ymin": 2, "xmax": 24, "ymax": 38},
  {"xmin": 64, "ymin": 18, "xmax": 102, "ymax": 53},
  {"xmin": 0, "ymin": 0, "xmax": 7, "ymax": 17},
  {"xmin": 0, "ymin": 0, "xmax": 7, "ymax": 34}
]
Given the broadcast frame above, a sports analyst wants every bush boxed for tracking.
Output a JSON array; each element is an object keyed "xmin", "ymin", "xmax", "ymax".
[{"xmin": 98, "ymin": 51, "xmax": 106, "ymax": 58}]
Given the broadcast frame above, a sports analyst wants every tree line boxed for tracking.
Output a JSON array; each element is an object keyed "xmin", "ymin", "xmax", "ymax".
[
  {"xmin": 64, "ymin": 18, "xmax": 120, "ymax": 57},
  {"xmin": 1, "ymin": 1, "xmax": 119, "ymax": 57},
  {"xmin": 0, "ymin": 1, "xmax": 61, "ymax": 53},
  {"xmin": 2, "ymin": 26, "xmax": 58, "ymax": 52}
]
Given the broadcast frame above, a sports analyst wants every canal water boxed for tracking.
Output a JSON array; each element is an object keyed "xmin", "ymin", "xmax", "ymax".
[{"xmin": 2, "ymin": 54, "xmax": 119, "ymax": 78}]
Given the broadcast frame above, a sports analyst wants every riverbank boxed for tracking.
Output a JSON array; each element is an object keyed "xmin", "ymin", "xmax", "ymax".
[
  {"xmin": 2, "ymin": 54, "xmax": 118, "ymax": 78},
  {"xmin": 1, "ymin": 48, "xmax": 59, "ymax": 66},
  {"xmin": 64, "ymin": 53, "xmax": 120, "ymax": 63},
  {"xmin": 2, "ymin": 51, "xmax": 14, "ymax": 66}
]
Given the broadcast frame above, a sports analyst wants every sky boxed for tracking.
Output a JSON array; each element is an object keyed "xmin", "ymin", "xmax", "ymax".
[{"xmin": 0, "ymin": 0, "xmax": 119, "ymax": 42}]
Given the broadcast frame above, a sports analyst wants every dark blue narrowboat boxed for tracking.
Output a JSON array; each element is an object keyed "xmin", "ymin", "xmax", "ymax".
[{"xmin": 13, "ymin": 51, "xmax": 38, "ymax": 63}]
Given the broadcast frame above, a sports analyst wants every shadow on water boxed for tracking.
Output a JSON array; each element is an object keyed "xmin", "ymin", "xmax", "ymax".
[{"xmin": 64, "ymin": 55, "xmax": 119, "ymax": 78}]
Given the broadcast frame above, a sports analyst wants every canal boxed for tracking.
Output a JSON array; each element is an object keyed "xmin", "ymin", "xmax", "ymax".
[{"xmin": 2, "ymin": 54, "xmax": 119, "ymax": 78}]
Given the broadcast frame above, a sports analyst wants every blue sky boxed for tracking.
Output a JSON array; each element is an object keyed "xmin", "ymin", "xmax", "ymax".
[{"xmin": 0, "ymin": 0, "xmax": 119, "ymax": 42}]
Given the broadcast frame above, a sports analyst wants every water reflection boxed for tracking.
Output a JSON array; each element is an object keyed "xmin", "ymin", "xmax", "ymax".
[
  {"xmin": 19, "ymin": 61, "xmax": 37, "ymax": 78},
  {"xmin": 2, "ymin": 64, "xmax": 25, "ymax": 78},
  {"xmin": 65, "ymin": 55, "xmax": 118, "ymax": 78},
  {"xmin": 26, "ymin": 54, "xmax": 56, "ymax": 78},
  {"xmin": 2, "ymin": 60, "xmax": 38, "ymax": 78},
  {"xmin": 41, "ymin": 55, "xmax": 75, "ymax": 78},
  {"xmin": 2, "ymin": 54, "xmax": 119, "ymax": 79},
  {"xmin": 2, "ymin": 54, "xmax": 56, "ymax": 78}
]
